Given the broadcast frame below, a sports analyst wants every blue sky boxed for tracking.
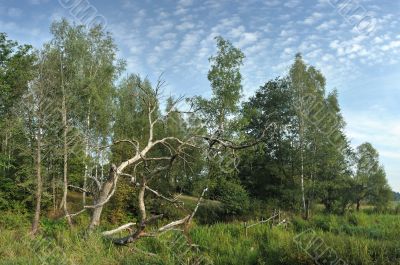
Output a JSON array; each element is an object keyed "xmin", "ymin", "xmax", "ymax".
[{"xmin": 1, "ymin": 0, "xmax": 399, "ymax": 190}]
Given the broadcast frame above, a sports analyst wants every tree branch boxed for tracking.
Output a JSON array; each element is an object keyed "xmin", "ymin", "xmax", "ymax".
[
  {"xmin": 102, "ymin": 223, "xmax": 136, "ymax": 236},
  {"xmin": 68, "ymin": 185, "xmax": 91, "ymax": 194},
  {"xmin": 145, "ymin": 186, "xmax": 183, "ymax": 204}
]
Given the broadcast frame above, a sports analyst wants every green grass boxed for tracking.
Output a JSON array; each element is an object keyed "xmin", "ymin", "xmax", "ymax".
[{"xmin": 1, "ymin": 211, "xmax": 400, "ymax": 264}]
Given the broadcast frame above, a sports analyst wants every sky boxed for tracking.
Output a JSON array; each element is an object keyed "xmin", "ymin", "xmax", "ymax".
[{"xmin": 1, "ymin": 0, "xmax": 399, "ymax": 190}]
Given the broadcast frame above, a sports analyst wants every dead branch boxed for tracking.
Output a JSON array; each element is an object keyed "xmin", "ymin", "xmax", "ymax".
[
  {"xmin": 88, "ymin": 174, "xmax": 101, "ymax": 191},
  {"xmin": 102, "ymin": 222, "xmax": 136, "ymax": 236},
  {"xmin": 145, "ymin": 185, "xmax": 183, "ymax": 204},
  {"xmin": 187, "ymin": 187, "xmax": 208, "ymax": 225},
  {"xmin": 64, "ymin": 208, "xmax": 87, "ymax": 219},
  {"xmin": 198, "ymin": 124, "xmax": 274, "ymax": 150},
  {"xmin": 158, "ymin": 216, "xmax": 190, "ymax": 233},
  {"xmin": 112, "ymin": 214, "xmax": 164, "ymax": 245},
  {"xmin": 158, "ymin": 187, "xmax": 207, "ymax": 233},
  {"xmin": 68, "ymin": 185, "xmax": 91, "ymax": 194}
]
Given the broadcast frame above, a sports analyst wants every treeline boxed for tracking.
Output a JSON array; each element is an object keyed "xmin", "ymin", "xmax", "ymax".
[{"xmin": 0, "ymin": 20, "xmax": 392, "ymax": 234}]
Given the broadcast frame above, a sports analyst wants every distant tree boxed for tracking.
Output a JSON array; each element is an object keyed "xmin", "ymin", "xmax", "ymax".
[
  {"xmin": 354, "ymin": 142, "xmax": 379, "ymax": 210},
  {"xmin": 354, "ymin": 142, "xmax": 392, "ymax": 210},
  {"xmin": 368, "ymin": 166, "xmax": 392, "ymax": 211}
]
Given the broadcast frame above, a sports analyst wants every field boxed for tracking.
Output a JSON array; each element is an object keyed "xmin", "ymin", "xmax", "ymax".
[{"xmin": 1, "ymin": 209, "xmax": 399, "ymax": 265}]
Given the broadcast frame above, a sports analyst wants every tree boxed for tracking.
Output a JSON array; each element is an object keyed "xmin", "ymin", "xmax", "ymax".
[
  {"xmin": 39, "ymin": 20, "xmax": 123, "ymax": 225},
  {"xmin": 193, "ymin": 36, "xmax": 244, "ymax": 135},
  {"xmin": 240, "ymin": 55, "xmax": 353, "ymax": 216},
  {"xmin": 240, "ymin": 77, "xmax": 300, "ymax": 209},
  {"xmin": 354, "ymin": 142, "xmax": 379, "ymax": 210},
  {"xmin": 191, "ymin": 36, "xmax": 247, "ymax": 200},
  {"xmin": 71, "ymin": 25, "xmax": 124, "ymax": 205},
  {"xmin": 25, "ymin": 51, "xmax": 49, "ymax": 234},
  {"xmin": 0, "ymin": 33, "xmax": 35, "ymax": 211},
  {"xmin": 354, "ymin": 142, "xmax": 392, "ymax": 210},
  {"xmin": 82, "ymin": 77, "xmax": 198, "ymax": 231},
  {"xmin": 289, "ymin": 53, "xmax": 329, "ymax": 214},
  {"xmin": 368, "ymin": 166, "xmax": 392, "ymax": 211}
]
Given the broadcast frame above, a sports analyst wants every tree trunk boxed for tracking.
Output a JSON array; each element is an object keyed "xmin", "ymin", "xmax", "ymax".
[
  {"xmin": 138, "ymin": 179, "xmax": 146, "ymax": 221},
  {"xmin": 300, "ymin": 143, "xmax": 306, "ymax": 214},
  {"xmin": 356, "ymin": 200, "xmax": 361, "ymax": 211},
  {"xmin": 298, "ymin": 82, "xmax": 306, "ymax": 215},
  {"xmin": 31, "ymin": 135, "xmax": 42, "ymax": 235},
  {"xmin": 305, "ymin": 199, "xmax": 310, "ymax": 220},
  {"xmin": 52, "ymin": 175, "xmax": 56, "ymax": 212},
  {"xmin": 88, "ymin": 165, "xmax": 117, "ymax": 230},
  {"xmin": 83, "ymin": 101, "xmax": 91, "ymax": 205},
  {"xmin": 59, "ymin": 54, "xmax": 72, "ymax": 227},
  {"xmin": 112, "ymin": 178, "xmax": 150, "ymax": 245}
]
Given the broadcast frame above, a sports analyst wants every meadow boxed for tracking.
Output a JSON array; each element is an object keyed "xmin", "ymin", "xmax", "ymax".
[{"xmin": 1, "ymin": 208, "xmax": 399, "ymax": 265}]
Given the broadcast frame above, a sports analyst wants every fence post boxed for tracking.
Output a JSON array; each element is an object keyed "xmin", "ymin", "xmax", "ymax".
[{"xmin": 278, "ymin": 209, "xmax": 281, "ymax": 223}]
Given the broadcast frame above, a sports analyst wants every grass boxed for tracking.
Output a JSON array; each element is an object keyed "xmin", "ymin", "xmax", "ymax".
[{"xmin": 1, "ymin": 210, "xmax": 400, "ymax": 264}]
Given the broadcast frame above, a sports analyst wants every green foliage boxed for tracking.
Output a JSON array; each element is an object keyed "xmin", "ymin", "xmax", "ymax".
[
  {"xmin": 193, "ymin": 36, "xmax": 245, "ymax": 134},
  {"xmin": 0, "ymin": 33, "xmax": 36, "ymax": 211},
  {"xmin": 215, "ymin": 178, "xmax": 249, "ymax": 216},
  {"xmin": 238, "ymin": 54, "xmax": 389, "ymax": 216},
  {"xmin": 354, "ymin": 143, "xmax": 392, "ymax": 211}
]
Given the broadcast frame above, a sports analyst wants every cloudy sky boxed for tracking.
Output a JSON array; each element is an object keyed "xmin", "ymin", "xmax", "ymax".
[{"xmin": 1, "ymin": 0, "xmax": 399, "ymax": 190}]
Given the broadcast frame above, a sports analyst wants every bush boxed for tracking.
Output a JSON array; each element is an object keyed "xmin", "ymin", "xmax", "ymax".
[
  {"xmin": 0, "ymin": 211, "xmax": 29, "ymax": 229},
  {"xmin": 216, "ymin": 179, "xmax": 250, "ymax": 217},
  {"xmin": 195, "ymin": 202, "xmax": 224, "ymax": 224}
]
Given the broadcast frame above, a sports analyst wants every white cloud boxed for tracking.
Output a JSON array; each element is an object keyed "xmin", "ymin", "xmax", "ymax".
[
  {"xmin": 147, "ymin": 21, "xmax": 174, "ymax": 39},
  {"xmin": 178, "ymin": 0, "xmax": 194, "ymax": 7},
  {"xmin": 382, "ymin": 40, "xmax": 400, "ymax": 51},
  {"xmin": 304, "ymin": 12, "xmax": 324, "ymax": 25},
  {"xmin": 317, "ymin": 19, "xmax": 337, "ymax": 31},
  {"xmin": 7, "ymin": 7, "xmax": 22, "ymax": 17},
  {"xmin": 284, "ymin": 0, "xmax": 300, "ymax": 8},
  {"xmin": 28, "ymin": 0, "xmax": 49, "ymax": 4},
  {"xmin": 264, "ymin": 0, "xmax": 280, "ymax": 7},
  {"xmin": 236, "ymin": 32, "xmax": 260, "ymax": 48},
  {"xmin": 176, "ymin": 21, "xmax": 195, "ymax": 31}
]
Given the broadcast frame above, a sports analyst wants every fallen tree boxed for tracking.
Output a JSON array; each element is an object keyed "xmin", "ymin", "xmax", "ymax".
[{"xmin": 64, "ymin": 77, "xmax": 271, "ymax": 245}]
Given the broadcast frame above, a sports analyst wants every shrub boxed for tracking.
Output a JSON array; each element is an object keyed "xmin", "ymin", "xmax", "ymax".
[{"xmin": 215, "ymin": 179, "xmax": 250, "ymax": 217}]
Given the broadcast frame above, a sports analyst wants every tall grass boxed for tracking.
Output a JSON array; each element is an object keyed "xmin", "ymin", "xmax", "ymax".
[{"xmin": 0, "ymin": 211, "xmax": 399, "ymax": 264}]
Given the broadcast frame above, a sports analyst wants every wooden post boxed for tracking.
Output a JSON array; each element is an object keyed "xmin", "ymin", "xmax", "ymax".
[{"xmin": 278, "ymin": 209, "xmax": 281, "ymax": 223}]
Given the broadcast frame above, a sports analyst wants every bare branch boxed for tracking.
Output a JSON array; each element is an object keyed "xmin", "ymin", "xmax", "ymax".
[
  {"xmin": 187, "ymin": 187, "xmax": 208, "ymax": 225},
  {"xmin": 64, "ymin": 208, "xmax": 87, "ymax": 219},
  {"xmin": 84, "ymin": 182, "xmax": 116, "ymax": 209},
  {"xmin": 68, "ymin": 185, "xmax": 91, "ymax": 194},
  {"xmin": 145, "ymin": 186, "xmax": 183, "ymax": 204},
  {"xmin": 158, "ymin": 187, "xmax": 207, "ymax": 233},
  {"xmin": 91, "ymin": 139, "xmax": 140, "ymax": 154},
  {"xmin": 197, "ymin": 123, "xmax": 275, "ymax": 150},
  {"xmin": 158, "ymin": 215, "xmax": 190, "ymax": 233},
  {"xmin": 102, "ymin": 223, "xmax": 136, "ymax": 236},
  {"xmin": 88, "ymin": 175, "xmax": 101, "ymax": 191}
]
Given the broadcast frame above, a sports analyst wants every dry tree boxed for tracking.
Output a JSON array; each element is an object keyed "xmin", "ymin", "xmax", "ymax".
[{"xmin": 65, "ymin": 77, "xmax": 272, "ymax": 246}]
